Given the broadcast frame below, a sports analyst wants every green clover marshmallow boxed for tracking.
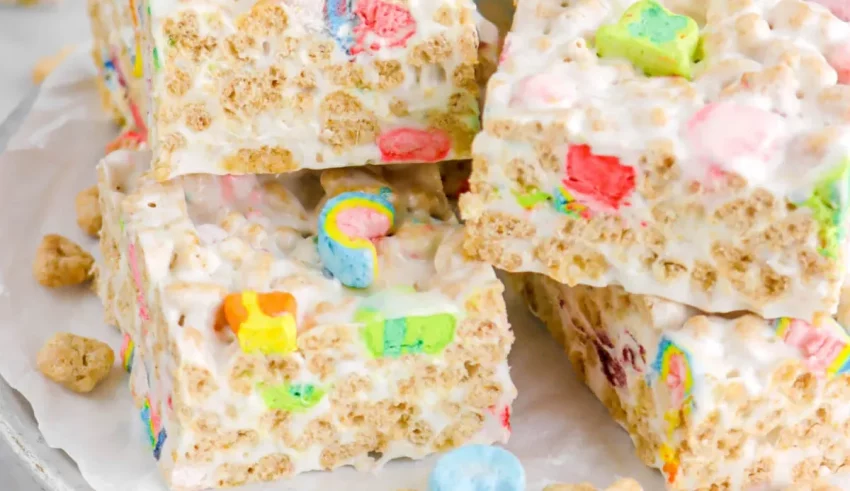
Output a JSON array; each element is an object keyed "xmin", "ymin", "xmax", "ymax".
[
  {"xmin": 357, "ymin": 308, "xmax": 456, "ymax": 358},
  {"xmin": 596, "ymin": 0, "xmax": 700, "ymax": 78}
]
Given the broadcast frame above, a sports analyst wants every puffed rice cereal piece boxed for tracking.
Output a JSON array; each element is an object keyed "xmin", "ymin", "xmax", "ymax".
[
  {"xmin": 33, "ymin": 234, "xmax": 94, "ymax": 287},
  {"xmin": 37, "ymin": 332, "xmax": 115, "ymax": 393}
]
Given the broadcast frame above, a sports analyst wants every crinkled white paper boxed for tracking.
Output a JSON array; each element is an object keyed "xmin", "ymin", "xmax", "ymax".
[{"xmin": 0, "ymin": 8, "xmax": 668, "ymax": 491}]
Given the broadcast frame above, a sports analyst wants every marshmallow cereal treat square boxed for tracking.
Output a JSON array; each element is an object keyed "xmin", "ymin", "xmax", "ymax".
[
  {"xmin": 88, "ymin": 0, "xmax": 149, "ymax": 148},
  {"xmin": 95, "ymin": 150, "xmax": 516, "ymax": 490},
  {"xmin": 461, "ymin": 0, "xmax": 850, "ymax": 321},
  {"xmin": 516, "ymin": 272, "xmax": 850, "ymax": 490},
  {"xmin": 137, "ymin": 0, "xmax": 485, "ymax": 180}
]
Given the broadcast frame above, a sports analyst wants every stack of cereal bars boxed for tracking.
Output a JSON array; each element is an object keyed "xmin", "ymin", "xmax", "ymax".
[
  {"xmin": 87, "ymin": 1, "xmax": 516, "ymax": 489},
  {"xmin": 462, "ymin": 0, "xmax": 850, "ymax": 489}
]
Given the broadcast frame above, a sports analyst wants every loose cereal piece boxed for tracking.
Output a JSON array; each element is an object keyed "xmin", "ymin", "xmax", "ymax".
[
  {"xmin": 95, "ymin": 150, "xmax": 516, "ymax": 490},
  {"xmin": 75, "ymin": 185, "xmax": 102, "ymax": 236},
  {"xmin": 37, "ymin": 332, "xmax": 115, "ymax": 393},
  {"xmin": 33, "ymin": 234, "xmax": 94, "ymax": 287},
  {"xmin": 519, "ymin": 272, "xmax": 850, "ymax": 490},
  {"xmin": 462, "ymin": 0, "xmax": 850, "ymax": 321},
  {"xmin": 32, "ymin": 45, "xmax": 75, "ymax": 84}
]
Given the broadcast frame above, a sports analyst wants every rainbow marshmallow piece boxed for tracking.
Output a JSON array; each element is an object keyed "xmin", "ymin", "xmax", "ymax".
[
  {"xmin": 120, "ymin": 332, "xmax": 135, "ymax": 373},
  {"xmin": 774, "ymin": 316, "xmax": 850, "ymax": 377},
  {"xmin": 318, "ymin": 190, "xmax": 395, "ymax": 288},
  {"xmin": 140, "ymin": 397, "xmax": 167, "ymax": 460},
  {"xmin": 650, "ymin": 337, "xmax": 695, "ymax": 484}
]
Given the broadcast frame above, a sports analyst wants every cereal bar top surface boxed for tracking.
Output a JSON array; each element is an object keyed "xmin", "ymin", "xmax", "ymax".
[
  {"xmin": 482, "ymin": 0, "xmax": 850, "ymax": 181},
  {"xmin": 485, "ymin": 0, "xmax": 850, "ymax": 198},
  {"xmin": 143, "ymin": 0, "xmax": 484, "ymax": 179}
]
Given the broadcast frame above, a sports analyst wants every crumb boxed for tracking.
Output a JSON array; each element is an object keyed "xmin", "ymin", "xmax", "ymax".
[
  {"xmin": 75, "ymin": 186, "xmax": 102, "ymax": 236},
  {"xmin": 33, "ymin": 234, "xmax": 94, "ymax": 287},
  {"xmin": 37, "ymin": 332, "xmax": 114, "ymax": 393},
  {"xmin": 32, "ymin": 45, "xmax": 75, "ymax": 84}
]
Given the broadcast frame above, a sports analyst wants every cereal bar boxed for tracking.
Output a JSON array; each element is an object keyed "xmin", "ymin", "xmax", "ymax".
[
  {"xmin": 88, "ymin": 0, "xmax": 148, "ymax": 146},
  {"xmin": 516, "ymin": 272, "xmax": 850, "ymax": 490},
  {"xmin": 462, "ymin": 0, "xmax": 850, "ymax": 321},
  {"xmin": 95, "ymin": 150, "xmax": 516, "ymax": 490},
  {"xmin": 139, "ymin": 1, "xmax": 485, "ymax": 180}
]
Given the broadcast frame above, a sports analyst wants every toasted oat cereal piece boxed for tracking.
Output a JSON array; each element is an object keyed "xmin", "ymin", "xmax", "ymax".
[
  {"xmin": 139, "ymin": 0, "xmax": 485, "ymax": 180},
  {"xmin": 37, "ymin": 333, "xmax": 115, "ymax": 393},
  {"xmin": 95, "ymin": 150, "xmax": 516, "ymax": 490},
  {"xmin": 75, "ymin": 186, "xmax": 102, "ymax": 236},
  {"xmin": 518, "ymin": 272, "xmax": 850, "ymax": 490},
  {"xmin": 33, "ymin": 234, "xmax": 94, "ymax": 288},
  {"xmin": 544, "ymin": 478, "xmax": 643, "ymax": 491},
  {"xmin": 32, "ymin": 45, "xmax": 75, "ymax": 84},
  {"xmin": 462, "ymin": 0, "xmax": 850, "ymax": 321}
]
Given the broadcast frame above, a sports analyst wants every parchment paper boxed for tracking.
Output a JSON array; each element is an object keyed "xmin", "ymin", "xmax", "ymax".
[{"xmin": 0, "ymin": 9, "xmax": 667, "ymax": 491}]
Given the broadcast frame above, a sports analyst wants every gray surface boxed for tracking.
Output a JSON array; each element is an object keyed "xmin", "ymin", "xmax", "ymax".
[
  {"xmin": 0, "ymin": 0, "xmax": 91, "ymax": 123},
  {"xmin": 0, "ymin": 5, "xmax": 92, "ymax": 489},
  {"xmin": 0, "ymin": 0, "xmax": 90, "ymax": 491},
  {"xmin": 0, "ymin": 92, "xmax": 88, "ymax": 491}
]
